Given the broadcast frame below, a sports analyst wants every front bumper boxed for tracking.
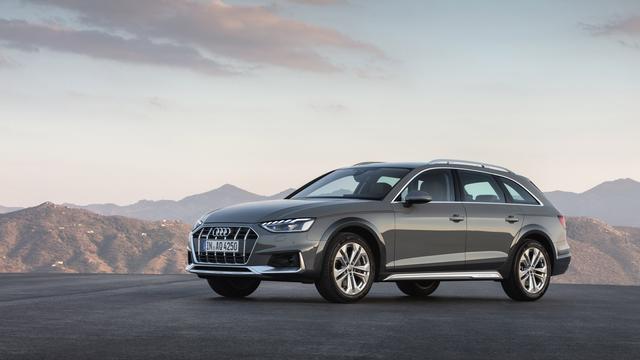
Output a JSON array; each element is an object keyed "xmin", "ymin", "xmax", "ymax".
[
  {"xmin": 186, "ymin": 223, "xmax": 321, "ymax": 281},
  {"xmin": 186, "ymin": 252, "xmax": 306, "ymax": 278}
]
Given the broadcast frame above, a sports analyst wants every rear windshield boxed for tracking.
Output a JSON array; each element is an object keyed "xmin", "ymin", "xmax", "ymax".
[{"xmin": 292, "ymin": 167, "xmax": 410, "ymax": 200}]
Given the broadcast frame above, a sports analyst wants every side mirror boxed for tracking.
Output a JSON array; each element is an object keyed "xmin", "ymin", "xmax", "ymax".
[{"xmin": 403, "ymin": 191, "xmax": 433, "ymax": 207}]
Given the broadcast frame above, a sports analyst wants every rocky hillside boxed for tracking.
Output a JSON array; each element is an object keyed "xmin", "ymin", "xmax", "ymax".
[
  {"xmin": 0, "ymin": 203, "xmax": 190, "ymax": 274},
  {"xmin": 556, "ymin": 217, "xmax": 640, "ymax": 285},
  {"xmin": 1, "ymin": 203, "xmax": 639, "ymax": 284}
]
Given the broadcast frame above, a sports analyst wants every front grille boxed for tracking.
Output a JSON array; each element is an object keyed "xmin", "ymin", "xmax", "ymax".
[{"xmin": 192, "ymin": 226, "xmax": 258, "ymax": 265}]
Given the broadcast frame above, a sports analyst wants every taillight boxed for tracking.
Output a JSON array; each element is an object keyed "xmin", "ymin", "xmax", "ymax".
[{"xmin": 558, "ymin": 215, "xmax": 566, "ymax": 229}]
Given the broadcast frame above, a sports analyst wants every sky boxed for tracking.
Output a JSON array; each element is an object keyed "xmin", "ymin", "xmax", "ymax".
[{"xmin": 1, "ymin": 0, "xmax": 639, "ymax": 207}]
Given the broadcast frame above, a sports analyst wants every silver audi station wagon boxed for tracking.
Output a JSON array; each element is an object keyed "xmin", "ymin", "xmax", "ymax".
[{"xmin": 187, "ymin": 160, "xmax": 571, "ymax": 303}]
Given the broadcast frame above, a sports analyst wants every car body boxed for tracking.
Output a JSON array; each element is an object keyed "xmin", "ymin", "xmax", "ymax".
[{"xmin": 187, "ymin": 160, "xmax": 571, "ymax": 302}]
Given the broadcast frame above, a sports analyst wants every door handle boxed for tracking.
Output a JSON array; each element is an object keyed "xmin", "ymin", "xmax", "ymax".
[
  {"xmin": 449, "ymin": 214, "xmax": 465, "ymax": 223},
  {"xmin": 505, "ymin": 215, "xmax": 520, "ymax": 223}
]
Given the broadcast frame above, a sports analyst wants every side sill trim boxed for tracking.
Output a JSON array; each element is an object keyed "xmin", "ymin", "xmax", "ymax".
[{"xmin": 383, "ymin": 271, "xmax": 503, "ymax": 281}]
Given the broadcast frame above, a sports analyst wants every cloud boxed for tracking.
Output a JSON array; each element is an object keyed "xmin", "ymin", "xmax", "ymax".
[
  {"xmin": 0, "ymin": 19, "xmax": 227, "ymax": 74},
  {"xmin": 309, "ymin": 102, "xmax": 348, "ymax": 113},
  {"xmin": 147, "ymin": 97, "xmax": 167, "ymax": 109},
  {"xmin": 1, "ymin": 0, "xmax": 382, "ymax": 74},
  {"xmin": 0, "ymin": 53, "xmax": 11, "ymax": 66},
  {"xmin": 287, "ymin": 0, "xmax": 347, "ymax": 5},
  {"xmin": 582, "ymin": 16, "xmax": 640, "ymax": 36},
  {"xmin": 582, "ymin": 15, "xmax": 640, "ymax": 51}
]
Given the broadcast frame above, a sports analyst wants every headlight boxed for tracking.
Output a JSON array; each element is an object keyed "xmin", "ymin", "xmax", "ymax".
[{"xmin": 261, "ymin": 218, "xmax": 315, "ymax": 233}]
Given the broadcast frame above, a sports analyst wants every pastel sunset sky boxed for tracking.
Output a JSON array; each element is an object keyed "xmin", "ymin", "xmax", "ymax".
[{"xmin": 1, "ymin": 0, "xmax": 639, "ymax": 207}]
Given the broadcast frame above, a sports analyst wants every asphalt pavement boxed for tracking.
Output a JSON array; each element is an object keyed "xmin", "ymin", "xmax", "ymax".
[{"xmin": 0, "ymin": 273, "xmax": 638, "ymax": 359}]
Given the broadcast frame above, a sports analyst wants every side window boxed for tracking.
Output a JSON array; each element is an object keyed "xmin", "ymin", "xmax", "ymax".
[
  {"xmin": 458, "ymin": 171, "xmax": 505, "ymax": 203},
  {"xmin": 499, "ymin": 178, "xmax": 539, "ymax": 205},
  {"xmin": 397, "ymin": 170, "xmax": 454, "ymax": 202}
]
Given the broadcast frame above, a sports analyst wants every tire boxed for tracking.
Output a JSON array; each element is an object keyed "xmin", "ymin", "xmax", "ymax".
[
  {"xmin": 314, "ymin": 232, "xmax": 376, "ymax": 303},
  {"xmin": 501, "ymin": 239, "xmax": 551, "ymax": 301},
  {"xmin": 207, "ymin": 277, "xmax": 261, "ymax": 298},
  {"xmin": 396, "ymin": 280, "xmax": 440, "ymax": 297}
]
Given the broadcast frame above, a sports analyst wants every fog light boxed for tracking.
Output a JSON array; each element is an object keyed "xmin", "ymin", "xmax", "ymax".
[{"xmin": 268, "ymin": 253, "xmax": 301, "ymax": 268}]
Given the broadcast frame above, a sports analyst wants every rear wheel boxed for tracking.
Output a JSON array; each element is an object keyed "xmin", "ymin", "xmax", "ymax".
[
  {"xmin": 207, "ymin": 277, "xmax": 261, "ymax": 298},
  {"xmin": 501, "ymin": 240, "xmax": 551, "ymax": 301},
  {"xmin": 396, "ymin": 280, "xmax": 440, "ymax": 297},
  {"xmin": 315, "ymin": 232, "xmax": 375, "ymax": 303}
]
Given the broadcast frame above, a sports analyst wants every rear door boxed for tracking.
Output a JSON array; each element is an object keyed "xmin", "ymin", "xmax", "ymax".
[
  {"xmin": 456, "ymin": 170, "xmax": 524, "ymax": 270},
  {"xmin": 392, "ymin": 169, "xmax": 467, "ymax": 271}
]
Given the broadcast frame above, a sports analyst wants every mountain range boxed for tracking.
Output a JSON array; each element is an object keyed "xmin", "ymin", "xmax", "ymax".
[
  {"xmin": 0, "ymin": 203, "xmax": 189, "ymax": 274},
  {"xmin": 545, "ymin": 178, "xmax": 640, "ymax": 227},
  {"xmin": 67, "ymin": 184, "xmax": 295, "ymax": 224},
  {"xmin": 1, "ymin": 178, "xmax": 639, "ymax": 226},
  {"xmin": 0, "ymin": 203, "xmax": 638, "ymax": 285},
  {"xmin": 558, "ymin": 217, "xmax": 640, "ymax": 285}
]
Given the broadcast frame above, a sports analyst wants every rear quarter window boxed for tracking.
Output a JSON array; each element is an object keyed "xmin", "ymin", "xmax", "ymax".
[{"xmin": 498, "ymin": 178, "xmax": 539, "ymax": 205}]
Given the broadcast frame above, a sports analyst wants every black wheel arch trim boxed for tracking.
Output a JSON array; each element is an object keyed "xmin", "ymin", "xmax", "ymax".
[
  {"xmin": 315, "ymin": 217, "xmax": 387, "ymax": 278},
  {"xmin": 499, "ymin": 225, "xmax": 558, "ymax": 278}
]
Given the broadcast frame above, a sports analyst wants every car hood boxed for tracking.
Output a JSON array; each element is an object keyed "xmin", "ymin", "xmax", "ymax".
[{"xmin": 202, "ymin": 198, "xmax": 372, "ymax": 224}]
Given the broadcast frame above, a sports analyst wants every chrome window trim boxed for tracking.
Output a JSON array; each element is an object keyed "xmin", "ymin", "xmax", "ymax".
[{"xmin": 389, "ymin": 166, "xmax": 544, "ymax": 207}]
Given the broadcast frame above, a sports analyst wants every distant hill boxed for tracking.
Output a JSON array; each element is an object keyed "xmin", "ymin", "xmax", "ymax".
[
  {"xmin": 67, "ymin": 184, "xmax": 295, "ymax": 224},
  {"xmin": 0, "ymin": 203, "xmax": 190, "ymax": 274},
  {"xmin": 556, "ymin": 217, "xmax": 640, "ymax": 285},
  {"xmin": 0, "ymin": 205, "xmax": 22, "ymax": 214},
  {"xmin": 6, "ymin": 177, "xmax": 637, "ymax": 227},
  {"xmin": 545, "ymin": 178, "xmax": 640, "ymax": 227},
  {"xmin": 1, "ymin": 202, "xmax": 639, "ymax": 285},
  {"xmin": 66, "ymin": 177, "xmax": 640, "ymax": 227}
]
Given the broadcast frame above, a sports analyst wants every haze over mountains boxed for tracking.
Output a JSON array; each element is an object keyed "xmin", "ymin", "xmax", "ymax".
[
  {"xmin": 2, "ymin": 178, "xmax": 637, "ymax": 227},
  {"xmin": 545, "ymin": 178, "xmax": 640, "ymax": 227},
  {"xmin": 0, "ymin": 205, "xmax": 22, "ymax": 214},
  {"xmin": 67, "ymin": 185, "xmax": 295, "ymax": 224}
]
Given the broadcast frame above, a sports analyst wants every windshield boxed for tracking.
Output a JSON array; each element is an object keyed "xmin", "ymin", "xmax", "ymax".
[{"xmin": 291, "ymin": 167, "xmax": 410, "ymax": 200}]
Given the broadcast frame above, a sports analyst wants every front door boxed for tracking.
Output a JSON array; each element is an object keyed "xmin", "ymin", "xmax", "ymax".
[{"xmin": 392, "ymin": 169, "xmax": 467, "ymax": 271}]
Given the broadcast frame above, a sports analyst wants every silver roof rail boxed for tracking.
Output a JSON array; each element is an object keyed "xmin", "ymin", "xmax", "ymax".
[
  {"xmin": 428, "ymin": 159, "xmax": 513, "ymax": 173},
  {"xmin": 353, "ymin": 161, "xmax": 382, "ymax": 166}
]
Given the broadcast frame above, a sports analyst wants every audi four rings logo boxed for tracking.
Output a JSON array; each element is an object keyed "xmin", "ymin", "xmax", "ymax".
[{"xmin": 213, "ymin": 227, "xmax": 232, "ymax": 237}]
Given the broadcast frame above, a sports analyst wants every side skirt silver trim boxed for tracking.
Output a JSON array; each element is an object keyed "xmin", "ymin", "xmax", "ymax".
[{"xmin": 383, "ymin": 271, "xmax": 503, "ymax": 281}]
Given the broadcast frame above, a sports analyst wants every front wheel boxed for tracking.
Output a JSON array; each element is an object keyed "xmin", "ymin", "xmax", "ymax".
[
  {"xmin": 501, "ymin": 240, "xmax": 551, "ymax": 301},
  {"xmin": 207, "ymin": 277, "xmax": 261, "ymax": 298},
  {"xmin": 315, "ymin": 232, "xmax": 375, "ymax": 303}
]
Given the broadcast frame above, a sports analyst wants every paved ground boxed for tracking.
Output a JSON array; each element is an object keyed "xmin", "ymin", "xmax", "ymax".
[{"xmin": 0, "ymin": 274, "xmax": 638, "ymax": 359}]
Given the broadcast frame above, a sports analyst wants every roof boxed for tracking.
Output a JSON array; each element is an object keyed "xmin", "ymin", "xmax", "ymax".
[
  {"xmin": 348, "ymin": 160, "xmax": 517, "ymax": 175},
  {"xmin": 350, "ymin": 162, "xmax": 428, "ymax": 169}
]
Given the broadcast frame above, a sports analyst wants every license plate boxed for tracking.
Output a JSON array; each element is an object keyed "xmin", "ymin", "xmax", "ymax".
[{"xmin": 205, "ymin": 240, "xmax": 239, "ymax": 253}]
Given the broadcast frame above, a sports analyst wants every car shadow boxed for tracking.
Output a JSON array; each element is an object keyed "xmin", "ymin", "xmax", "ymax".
[{"xmin": 206, "ymin": 294, "xmax": 511, "ymax": 305}]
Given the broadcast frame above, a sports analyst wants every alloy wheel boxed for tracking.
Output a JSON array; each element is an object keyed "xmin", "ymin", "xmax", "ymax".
[
  {"xmin": 518, "ymin": 247, "xmax": 548, "ymax": 294},
  {"xmin": 333, "ymin": 242, "xmax": 371, "ymax": 296}
]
